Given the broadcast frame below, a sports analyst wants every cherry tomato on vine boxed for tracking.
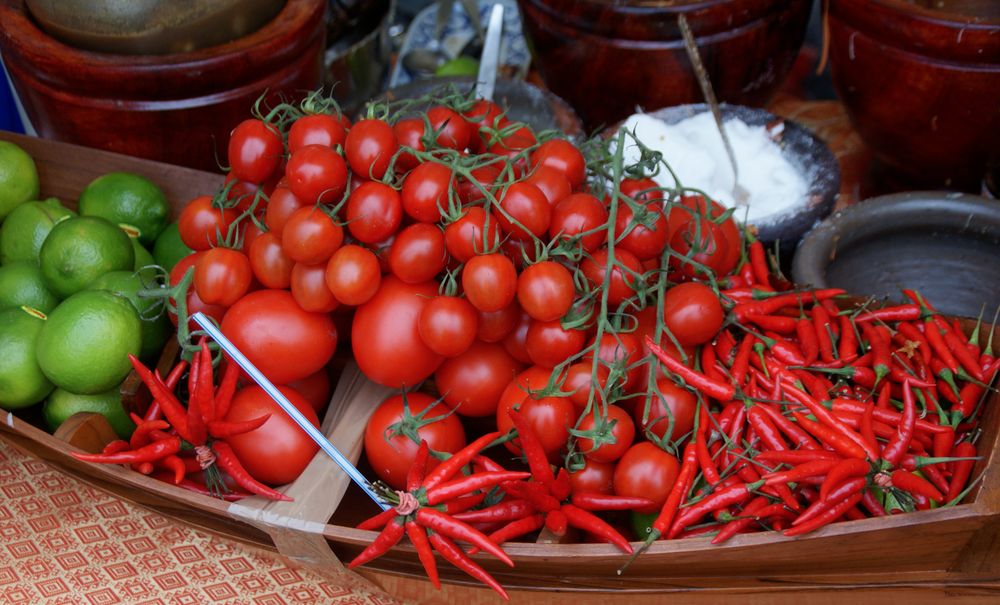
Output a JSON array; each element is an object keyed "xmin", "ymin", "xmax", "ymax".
[
  {"xmin": 530, "ymin": 139, "xmax": 586, "ymax": 189},
  {"xmin": 346, "ymin": 181, "xmax": 403, "ymax": 244},
  {"xmin": 324, "ymin": 244, "xmax": 381, "ymax": 306},
  {"xmin": 614, "ymin": 200, "xmax": 669, "ymax": 261},
  {"xmin": 568, "ymin": 458, "xmax": 615, "ymax": 495},
  {"xmin": 281, "ymin": 206, "xmax": 344, "ymax": 265},
  {"xmin": 264, "ymin": 186, "xmax": 307, "ymax": 234},
  {"xmin": 462, "ymin": 253, "xmax": 518, "ymax": 312},
  {"xmin": 426, "ymin": 105, "xmax": 472, "ymax": 151},
  {"xmin": 576, "ymin": 404, "xmax": 635, "ymax": 463},
  {"xmin": 635, "ymin": 377, "xmax": 698, "ymax": 443},
  {"xmin": 495, "ymin": 181, "xmax": 550, "ymax": 241},
  {"xmin": 668, "ymin": 194, "xmax": 742, "ymax": 275},
  {"xmin": 168, "ymin": 252, "xmax": 228, "ymax": 330},
  {"xmin": 248, "ymin": 231, "xmax": 294, "ymax": 289},
  {"xmin": 549, "ymin": 193, "xmax": 608, "ymax": 253},
  {"xmin": 580, "ymin": 247, "xmax": 642, "ymax": 307},
  {"xmin": 291, "ymin": 262, "xmax": 339, "ymax": 313},
  {"xmin": 584, "ymin": 332, "xmax": 645, "ymax": 395},
  {"xmin": 516, "ymin": 260, "xmax": 575, "ymax": 322},
  {"xmin": 620, "ymin": 177, "xmax": 665, "ymax": 204},
  {"xmin": 392, "ymin": 118, "xmax": 425, "ymax": 172},
  {"xmin": 524, "ymin": 320, "xmax": 586, "ymax": 368},
  {"xmin": 364, "ymin": 392, "xmax": 466, "ymax": 490},
  {"xmin": 288, "ymin": 113, "xmax": 347, "ymax": 154},
  {"xmin": 562, "ymin": 362, "xmax": 610, "ymax": 408},
  {"xmin": 501, "ymin": 310, "xmax": 532, "ymax": 364},
  {"xmin": 285, "ymin": 144, "xmax": 348, "ymax": 205},
  {"xmin": 668, "ymin": 217, "xmax": 730, "ymax": 281},
  {"xmin": 476, "ymin": 300, "xmax": 521, "ymax": 343},
  {"xmin": 177, "ymin": 195, "xmax": 238, "ymax": 251},
  {"xmin": 344, "ymin": 118, "xmax": 397, "ymax": 180},
  {"xmin": 401, "ymin": 161, "xmax": 456, "ymax": 223},
  {"xmin": 613, "ymin": 442, "xmax": 679, "ymax": 514},
  {"xmin": 194, "ymin": 247, "xmax": 252, "ymax": 307},
  {"xmin": 662, "ymin": 281, "xmax": 724, "ymax": 347},
  {"xmin": 435, "ymin": 341, "xmax": 523, "ymax": 417},
  {"xmin": 224, "ymin": 172, "xmax": 272, "ymax": 213},
  {"xmin": 444, "ymin": 206, "xmax": 499, "ymax": 262},
  {"xmin": 457, "ymin": 161, "xmax": 503, "ymax": 204},
  {"xmin": 463, "ymin": 99, "xmax": 506, "ymax": 152},
  {"xmin": 228, "ymin": 119, "xmax": 282, "ymax": 184},
  {"xmin": 418, "ymin": 295, "xmax": 479, "ymax": 357},
  {"xmin": 525, "ymin": 165, "xmax": 572, "ymax": 207},
  {"xmin": 497, "ymin": 393, "xmax": 575, "ymax": 460},
  {"xmin": 388, "ymin": 223, "xmax": 447, "ymax": 284}
]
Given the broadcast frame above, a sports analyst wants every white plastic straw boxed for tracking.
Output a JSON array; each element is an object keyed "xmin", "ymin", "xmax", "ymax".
[{"xmin": 191, "ymin": 312, "xmax": 390, "ymax": 510}]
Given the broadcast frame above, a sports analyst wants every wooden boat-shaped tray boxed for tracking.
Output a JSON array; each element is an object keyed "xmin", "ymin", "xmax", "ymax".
[{"xmin": 3, "ymin": 131, "xmax": 1000, "ymax": 598}]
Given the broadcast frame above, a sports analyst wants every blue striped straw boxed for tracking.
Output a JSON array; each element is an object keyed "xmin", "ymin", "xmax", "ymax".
[{"xmin": 191, "ymin": 312, "xmax": 390, "ymax": 511}]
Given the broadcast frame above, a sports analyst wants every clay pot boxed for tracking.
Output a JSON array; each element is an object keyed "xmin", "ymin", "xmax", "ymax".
[
  {"xmin": 516, "ymin": 0, "xmax": 812, "ymax": 130},
  {"xmin": 0, "ymin": 0, "xmax": 326, "ymax": 172},
  {"xmin": 828, "ymin": 0, "xmax": 1000, "ymax": 190}
]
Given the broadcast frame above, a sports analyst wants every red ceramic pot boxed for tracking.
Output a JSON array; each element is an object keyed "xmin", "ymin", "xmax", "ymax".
[
  {"xmin": 828, "ymin": 0, "xmax": 1000, "ymax": 190},
  {"xmin": 0, "ymin": 0, "xmax": 326, "ymax": 172},
  {"xmin": 517, "ymin": 0, "xmax": 811, "ymax": 129}
]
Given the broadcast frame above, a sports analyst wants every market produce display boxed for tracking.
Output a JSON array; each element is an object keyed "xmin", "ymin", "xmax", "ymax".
[{"xmin": 0, "ymin": 88, "xmax": 995, "ymax": 600}]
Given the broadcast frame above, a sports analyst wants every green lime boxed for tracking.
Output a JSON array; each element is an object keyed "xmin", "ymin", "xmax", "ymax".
[
  {"xmin": 77, "ymin": 172, "xmax": 170, "ymax": 245},
  {"xmin": 0, "ymin": 306, "xmax": 53, "ymax": 410},
  {"xmin": 151, "ymin": 222, "xmax": 192, "ymax": 274},
  {"xmin": 0, "ymin": 140, "xmax": 39, "ymax": 222},
  {"xmin": 0, "ymin": 261, "xmax": 59, "ymax": 313},
  {"xmin": 629, "ymin": 510, "xmax": 658, "ymax": 541},
  {"xmin": 88, "ymin": 270, "xmax": 169, "ymax": 362},
  {"xmin": 36, "ymin": 289, "xmax": 141, "ymax": 394},
  {"xmin": 43, "ymin": 387, "xmax": 135, "ymax": 439},
  {"xmin": 435, "ymin": 56, "xmax": 479, "ymax": 77},
  {"xmin": 39, "ymin": 215, "xmax": 135, "ymax": 299},
  {"xmin": 0, "ymin": 197, "xmax": 75, "ymax": 265}
]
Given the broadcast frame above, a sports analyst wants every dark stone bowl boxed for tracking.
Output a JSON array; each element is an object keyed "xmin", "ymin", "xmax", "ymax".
[
  {"xmin": 635, "ymin": 104, "xmax": 841, "ymax": 247},
  {"xmin": 792, "ymin": 191, "xmax": 1000, "ymax": 319}
]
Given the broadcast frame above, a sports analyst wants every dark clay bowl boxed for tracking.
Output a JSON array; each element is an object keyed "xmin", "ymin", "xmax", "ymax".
[
  {"xmin": 372, "ymin": 76, "xmax": 583, "ymax": 137},
  {"xmin": 792, "ymin": 192, "xmax": 1000, "ymax": 319},
  {"xmin": 640, "ymin": 104, "xmax": 840, "ymax": 247}
]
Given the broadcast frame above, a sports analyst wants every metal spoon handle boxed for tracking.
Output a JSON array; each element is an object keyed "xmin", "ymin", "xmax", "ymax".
[
  {"xmin": 678, "ymin": 13, "xmax": 740, "ymax": 187},
  {"xmin": 191, "ymin": 313, "xmax": 390, "ymax": 511},
  {"xmin": 475, "ymin": 4, "xmax": 504, "ymax": 101}
]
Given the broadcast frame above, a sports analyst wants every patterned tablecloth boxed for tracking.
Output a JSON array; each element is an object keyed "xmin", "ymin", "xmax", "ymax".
[{"xmin": 0, "ymin": 438, "xmax": 403, "ymax": 605}]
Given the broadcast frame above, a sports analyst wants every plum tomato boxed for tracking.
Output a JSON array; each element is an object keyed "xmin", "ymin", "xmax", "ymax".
[
  {"xmin": 177, "ymin": 195, "xmax": 238, "ymax": 251},
  {"xmin": 462, "ymin": 253, "xmax": 517, "ymax": 313},
  {"xmin": 346, "ymin": 181, "xmax": 403, "ymax": 244},
  {"xmin": 516, "ymin": 260, "xmax": 575, "ymax": 322},
  {"xmin": 228, "ymin": 119, "xmax": 282, "ymax": 184},
  {"xmin": 401, "ymin": 162, "xmax": 456, "ymax": 223},
  {"xmin": 344, "ymin": 118, "xmax": 398, "ymax": 180},
  {"xmin": 530, "ymin": 139, "xmax": 586, "ymax": 189},
  {"xmin": 281, "ymin": 206, "xmax": 344, "ymax": 265},
  {"xmin": 325, "ymin": 244, "xmax": 381, "ymax": 306},
  {"xmin": 388, "ymin": 223, "xmax": 447, "ymax": 284},
  {"xmin": 418, "ymin": 295, "xmax": 479, "ymax": 357},
  {"xmin": 288, "ymin": 113, "xmax": 347, "ymax": 154},
  {"xmin": 285, "ymin": 144, "xmax": 348, "ymax": 205},
  {"xmin": 435, "ymin": 340, "xmax": 524, "ymax": 417}
]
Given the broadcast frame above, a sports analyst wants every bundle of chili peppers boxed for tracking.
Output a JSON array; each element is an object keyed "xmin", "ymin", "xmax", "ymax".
[
  {"xmin": 629, "ymin": 251, "xmax": 993, "ymax": 553},
  {"xmin": 71, "ymin": 340, "xmax": 290, "ymax": 502}
]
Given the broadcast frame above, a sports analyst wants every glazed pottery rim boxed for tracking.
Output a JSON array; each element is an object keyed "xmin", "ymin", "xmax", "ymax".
[
  {"xmin": 523, "ymin": 0, "xmax": 759, "ymax": 14},
  {"xmin": 791, "ymin": 190, "xmax": 1000, "ymax": 290},
  {"xmin": 838, "ymin": 0, "xmax": 1000, "ymax": 27}
]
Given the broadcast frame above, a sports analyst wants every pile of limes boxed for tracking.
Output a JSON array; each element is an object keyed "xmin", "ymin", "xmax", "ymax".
[{"xmin": 0, "ymin": 140, "xmax": 187, "ymax": 438}]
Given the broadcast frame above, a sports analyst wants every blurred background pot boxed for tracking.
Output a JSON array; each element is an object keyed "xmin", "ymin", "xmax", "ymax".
[
  {"xmin": 0, "ymin": 0, "xmax": 326, "ymax": 172},
  {"xmin": 324, "ymin": 0, "xmax": 395, "ymax": 113},
  {"xmin": 516, "ymin": 0, "xmax": 812, "ymax": 129},
  {"xmin": 828, "ymin": 0, "xmax": 1000, "ymax": 191}
]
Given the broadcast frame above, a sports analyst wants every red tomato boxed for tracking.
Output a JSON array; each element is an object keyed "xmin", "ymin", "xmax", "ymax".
[
  {"xmin": 516, "ymin": 260, "xmax": 574, "ymax": 322},
  {"xmin": 668, "ymin": 194, "xmax": 741, "ymax": 275},
  {"xmin": 488, "ymin": 126, "xmax": 536, "ymax": 171},
  {"xmin": 418, "ymin": 295, "xmax": 479, "ymax": 357},
  {"xmin": 177, "ymin": 195, "xmax": 238, "ymax": 251},
  {"xmin": 364, "ymin": 392, "xmax": 466, "ymax": 490},
  {"xmin": 221, "ymin": 290, "xmax": 337, "ymax": 384},
  {"xmin": 577, "ymin": 405, "xmax": 635, "ymax": 463},
  {"xmin": 613, "ymin": 442, "xmax": 680, "ymax": 513},
  {"xmin": 495, "ymin": 181, "xmax": 550, "ymax": 241},
  {"xmin": 248, "ymin": 232, "xmax": 294, "ymax": 289},
  {"xmin": 562, "ymin": 361, "xmax": 610, "ymax": 408},
  {"xmin": 530, "ymin": 139, "xmax": 585, "ymax": 189},
  {"xmin": 435, "ymin": 341, "xmax": 523, "ymax": 417},
  {"xmin": 620, "ymin": 177, "xmax": 666, "ymax": 204},
  {"xmin": 501, "ymin": 310, "xmax": 532, "ymax": 364},
  {"xmin": 168, "ymin": 252, "xmax": 228, "ymax": 330},
  {"xmin": 224, "ymin": 385, "xmax": 319, "ymax": 485},
  {"xmin": 581, "ymin": 247, "xmax": 642, "ymax": 307},
  {"xmin": 476, "ymin": 300, "xmax": 521, "ymax": 343},
  {"xmin": 568, "ymin": 458, "xmax": 615, "ymax": 495},
  {"xmin": 325, "ymin": 244, "xmax": 381, "ymax": 306},
  {"xmin": 401, "ymin": 162, "xmax": 456, "ymax": 223},
  {"xmin": 239, "ymin": 219, "xmax": 266, "ymax": 255},
  {"xmin": 497, "ymin": 394, "xmax": 575, "ymax": 460},
  {"xmin": 585, "ymin": 332, "xmax": 644, "ymax": 395},
  {"xmin": 524, "ymin": 320, "xmax": 586, "ymax": 368},
  {"xmin": 549, "ymin": 193, "xmax": 608, "ymax": 253},
  {"xmin": 284, "ymin": 368, "xmax": 331, "ymax": 415},
  {"xmin": 352, "ymin": 276, "xmax": 443, "ymax": 388},
  {"xmin": 392, "ymin": 118, "xmax": 425, "ymax": 172},
  {"xmin": 525, "ymin": 165, "xmax": 572, "ymax": 206},
  {"xmin": 461, "ymin": 253, "xmax": 517, "ymax": 312},
  {"xmin": 228, "ymin": 119, "xmax": 282, "ymax": 184},
  {"xmin": 288, "ymin": 114, "xmax": 347, "ymax": 154},
  {"xmin": 344, "ymin": 118, "xmax": 397, "ymax": 180},
  {"xmin": 264, "ymin": 186, "xmax": 307, "ymax": 234},
  {"xmin": 668, "ymin": 218, "xmax": 730, "ymax": 281},
  {"xmin": 662, "ymin": 282, "xmax": 724, "ymax": 347},
  {"xmin": 281, "ymin": 206, "xmax": 344, "ymax": 265},
  {"xmin": 427, "ymin": 106, "xmax": 472, "ymax": 151},
  {"xmin": 194, "ymin": 247, "xmax": 252, "ymax": 306},
  {"xmin": 614, "ymin": 200, "xmax": 669, "ymax": 261},
  {"xmin": 285, "ymin": 144, "xmax": 348, "ymax": 205},
  {"xmin": 463, "ymin": 99, "xmax": 506, "ymax": 152},
  {"xmin": 346, "ymin": 181, "xmax": 402, "ymax": 244},
  {"xmin": 444, "ymin": 206, "xmax": 499, "ymax": 262},
  {"xmin": 291, "ymin": 262, "xmax": 339, "ymax": 313},
  {"xmin": 388, "ymin": 223, "xmax": 447, "ymax": 284},
  {"xmin": 223, "ymin": 172, "xmax": 271, "ymax": 213},
  {"xmin": 457, "ymin": 162, "xmax": 503, "ymax": 204},
  {"xmin": 635, "ymin": 377, "xmax": 698, "ymax": 443}
]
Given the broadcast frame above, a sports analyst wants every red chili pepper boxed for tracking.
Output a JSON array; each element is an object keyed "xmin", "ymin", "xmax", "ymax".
[
  {"xmin": 754, "ymin": 450, "xmax": 840, "ymax": 466},
  {"xmin": 732, "ymin": 448, "xmax": 800, "ymax": 511},
  {"xmin": 933, "ymin": 425, "xmax": 955, "ymax": 459},
  {"xmin": 571, "ymin": 492, "xmax": 654, "ymax": 511},
  {"xmin": 897, "ymin": 321, "xmax": 933, "ymax": 364},
  {"xmin": 562, "ymin": 503, "xmax": 633, "ymax": 553},
  {"xmin": 422, "ymin": 431, "xmax": 501, "ymax": 490},
  {"xmin": 151, "ymin": 472, "xmax": 250, "ymax": 501},
  {"xmin": 417, "ymin": 507, "xmax": 514, "ymax": 566},
  {"xmin": 485, "ymin": 513, "xmax": 546, "ymax": 548},
  {"xmin": 214, "ymin": 357, "xmax": 240, "ymax": 420},
  {"xmin": 144, "ymin": 359, "xmax": 189, "ymax": 422},
  {"xmin": 767, "ymin": 333, "xmax": 808, "ymax": 366},
  {"xmin": 943, "ymin": 329, "xmax": 986, "ymax": 382},
  {"xmin": 747, "ymin": 406, "xmax": 787, "ymax": 452},
  {"xmin": 785, "ymin": 490, "xmax": 864, "ymax": 537},
  {"xmin": 891, "ymin": 469, "xmax": 944, "ymax": 502},
  {"xmin": 473, "ymin": 454, "xmax": 506, "ymax": 474},
  {"xmin": 501, "ymin": 481, "xmax": 561, "ymax": 512},
  {"xmin": 711, "ymin": 496, "xmax": 770, "ymax": 544},
  {"xmin": 762, "ymin": 458, "xmax": 840, "ymax": 486},
  {"xmin": 357, "ymin": 508, "xmax": 395, "ymax": 531},
  {"xmin": 508, "ymin": 409, "xmax": 557, "ymax": 488},
  {"xmin": 721, "ymin": 286, "xmax": 762, "ymax": 304},
  {"xmin": 831, "ymin": 398, "xmax": 949, "ymax": 435},
  {"xmin": 427, "ymin": 531, "xmax": 509, "ymax": 600},
  {"xmin": 860, "ymin": 489, "xmax": 886, "ymax": 517},
  {"xmin": 211, "ymin": 441, "xmax": 292, "ymax": 501},
  {"xmin": 405, "ymin": 521, "xmax": 440, "ymax": 589},
  {"xmin": 860, "ymin": 403, "xmax": 878, "ymax": 460},
  {"xmin": 791, "ymin": 412, "xmax": 868, "ymax": 459},
  {"xmin": 646, "ymin": 336, "xmax": 736, "ymax": 401},
  {"xmin": 758, "ymin": 403, "xmax": 820, "ymax": 450},
  {"xmin": 797, "ymin": 318, "xmax": 820, "ymax": 365},
  {"xmin": 668, "ymin": 480, "xmax": 763, "ymax": 538},
  {"xmin": 924, "ymin": 320, "xmax": 960, "ymax": 375},
  {"xmin": 946, "ymin": 442, "xmax": 977, "ymax": 503},
  {"xmin": 130, "ymin": 419, "xmax": 170, "ymax": 449},
  {"xmin": 748, "ymin": 240, "xmax": 770, "ymax": 286},
  {"xmin": 811, "ymin": 305, "xmax": 836, "ymax": 363},
  {"xmin": 731, "ymin": 334, "xmax": 755, "ymax": 386},
  {"xmin": 696, "ymin": 411, "xmax": 723, "ymax": 487},
  {"xmin": 440, "ymin": 492, "xmax": 488, "ymax": 515},
  {"xmin": 861, "ymin": 323, "xmax": 891, "ymax": 384},
  {"xmin": 701, "ymin": 343, "xmax": 725, "ymax": 382},
  {"xmin": 157, "ymin": 454, "xmax": 186, "ymax": 485},
  {"xmin": 101, "ymin": 440, "xmax": 131, "ymax": 455},
  {"xmin": 733, "ymin": 289, "xmax": 845, "ymax": 320},
  {"xmin": 782, "ymin": 383, "xmax": 878, "ymax": 460},
  {"xmin": 881, "ymin": 380, "xmax": 917, "ymax": 466},
  {"xmin": 349, "ymin": 515, "xmax": 406, "ymax": 568},
  {"xmin": 901, "ymin": 454, "xmax": 951, "ymax": 495},
  {"xmin": 651, "ymin": 441, "xmax": 698, "ymax": 537},
  {"xmin": 855, "ymin": 304, "xmax": 922, "ymax": 324},
  {"xmin": 819, "ymin": 458, "xmax": 870, "ymax": 501},
  {"xmin": 715, "ymin": 329, "xmax": 738, "ymax": 366},
  {"xmin": 72, "ymin": 436, "xmax": 181, "ymax": 465},
  {"xmin": 789, "ymin": 476, "xmax": 866, "ymax": 529},
  {"xmin": 545, "ymin": 508, "xmax": 567, "ymax": 536},
  {"xmin": 454, "ymin": 499, "xmax": 535, "ymax": 523},
  {"xmin": 129, "ymin": 355, "xmax": 191, "ymax": 441},
  {"xmin": 185, "ymin": 345, "xmax": 209, "ymax": 445},
  {"xmin": 206, "ymin": 415, "xmax": 271, "ymax": 439},
  {"xmin": 838, "ymin": 314, "xmax": 858, "ymax": 361},
  {"xmin": 425, "ymin": 471, "xmax": 531, "ymax": 506},
  {"xmin": 745, "ymin": 314, "xmax": 798, "ymax": 334}
]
